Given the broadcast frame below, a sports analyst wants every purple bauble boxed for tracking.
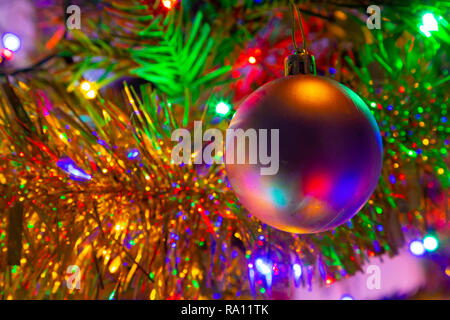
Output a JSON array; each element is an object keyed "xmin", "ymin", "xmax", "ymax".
[{"xmin": 225, "ymin": 75, "xmax": 383, "ymax": 234}]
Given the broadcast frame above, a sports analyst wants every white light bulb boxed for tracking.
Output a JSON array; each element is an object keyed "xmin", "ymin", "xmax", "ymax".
[
  {"xmin": 409, "ymin": 240, "xmax": 425, "ymax": 256},
  {"xmin": 2, "ymin": 33, "xmax": 21, "ymax": 52}
]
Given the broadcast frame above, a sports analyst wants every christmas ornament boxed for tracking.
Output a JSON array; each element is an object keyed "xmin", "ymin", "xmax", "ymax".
[{"xmin": 225, "ymin": 4, "xmax": 383, "ymax": 234}]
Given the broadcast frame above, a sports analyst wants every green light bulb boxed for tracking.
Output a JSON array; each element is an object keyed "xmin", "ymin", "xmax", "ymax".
[
  {"xmin": 423, "ymin": 13, "xmax": 438, "ymax": 31},
  {"xmin": 419, "ymin": 13, "xmax": 438, "ymax": 37},
  {"xmin": 215, "ymin": 101, "xmax": 231, "ymax": 115},
  {"xmin": 423, "ymin": 235, "xmax": 439, "ymax": 252}
]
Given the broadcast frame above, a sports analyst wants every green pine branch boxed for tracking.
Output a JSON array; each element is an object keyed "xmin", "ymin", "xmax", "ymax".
[{"xmin": 130, "ymin": 11, "xmax": 231, "ymax": 103}]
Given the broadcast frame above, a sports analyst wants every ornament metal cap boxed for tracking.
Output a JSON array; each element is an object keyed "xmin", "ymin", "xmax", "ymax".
[{"xmin": 284, "ymin": 49, "xmax": 316, "ymax": 76}]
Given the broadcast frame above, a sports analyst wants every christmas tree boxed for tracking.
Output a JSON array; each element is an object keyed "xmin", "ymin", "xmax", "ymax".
[{"xmin": 0, "ymin": 0, "xmax": 448, "ymax": 299}]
